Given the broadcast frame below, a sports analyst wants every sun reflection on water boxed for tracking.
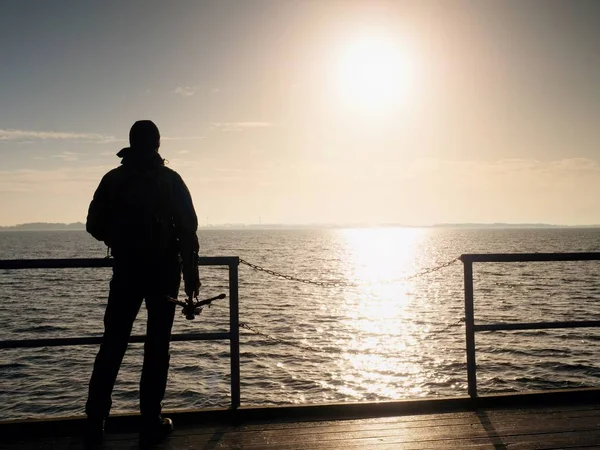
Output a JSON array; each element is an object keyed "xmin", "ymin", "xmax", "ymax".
[
  {"xmin": 336, "ymin": 227, "xmax": 430, "ymax": 399},
  {"xmin": 341, "ymin": 227, "xmax": 425, "ymax": 284}
]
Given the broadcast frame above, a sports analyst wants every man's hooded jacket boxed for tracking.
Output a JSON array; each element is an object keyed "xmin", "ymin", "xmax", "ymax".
[{"xmin": 86, "ymin": 147, "xmax": 199, "ymax": 267}]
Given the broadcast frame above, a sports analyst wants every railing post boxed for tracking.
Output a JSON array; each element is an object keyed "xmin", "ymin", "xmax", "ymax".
[
  {"xmin": 463, "ymin": 259, "xmax": 477, "ymax": 399},
  {"xmin": 229, "ymin": 258, "xmax": 241, "ymax": 409}
]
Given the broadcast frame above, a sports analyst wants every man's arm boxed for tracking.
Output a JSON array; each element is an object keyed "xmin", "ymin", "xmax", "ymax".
[
  {"xmin": 171, "ymin": 172, "xmax": 200, "ymax": 297},
  {"xmin": 86, "ymin": 173, "xmax": 114, "ymax": 246}
]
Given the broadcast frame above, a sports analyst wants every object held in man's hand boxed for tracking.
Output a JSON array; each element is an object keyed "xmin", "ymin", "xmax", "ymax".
[{"xmin": 166, "ymin": 293, "xmax": 226, "ymax": 320}]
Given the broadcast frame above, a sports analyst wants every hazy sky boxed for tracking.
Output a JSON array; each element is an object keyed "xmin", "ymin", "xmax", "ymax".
[{"xmin": 1, "ymin": 0, "xmax": 599, "ymax": 226}]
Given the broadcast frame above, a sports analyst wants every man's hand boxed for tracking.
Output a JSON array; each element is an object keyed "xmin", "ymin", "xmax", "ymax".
[
  {"xmin": 183, "ymin": 265, "xmax": 201, "ymax": 299},
  {"xmin": 182, "ymin": 251, "xmax": 201, "ymax": 298}
]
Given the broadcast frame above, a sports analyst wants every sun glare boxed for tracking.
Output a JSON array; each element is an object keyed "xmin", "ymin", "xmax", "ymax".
[
  {"xmin": 336, "ymin": 33, "xmax": 416, "ymax": 112},
  {"xmin": 335, "ymin": 228, "xmax": 429, "ymax": 398}
]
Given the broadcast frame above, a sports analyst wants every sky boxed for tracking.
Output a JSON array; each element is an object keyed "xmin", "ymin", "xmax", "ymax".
[{"xmin": 1, "ymin": 0, "xmax": 599, "ymax": 226}]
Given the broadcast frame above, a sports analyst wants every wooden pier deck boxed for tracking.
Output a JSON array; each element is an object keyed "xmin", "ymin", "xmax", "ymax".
[{"xmin": 5, "ymin": 400, "xmax": 600, "ymax": 449}]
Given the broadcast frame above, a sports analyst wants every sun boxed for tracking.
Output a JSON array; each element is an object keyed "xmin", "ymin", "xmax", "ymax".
[{"xmin": 335, "ymin": 33, "xmax": 416, "ymax": 112}]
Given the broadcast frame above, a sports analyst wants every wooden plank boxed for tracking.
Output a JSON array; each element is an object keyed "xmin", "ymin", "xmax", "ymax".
[
  {"xmin": 4, "ymin": 425, "xmax": 600, "ymax": 450},
  {"xmin": 160, "ymin": 433, "xmax": 498, "ymax": 450},
  {"xmin": 5, "ymin": 390, "xmax": 599, "ymax": 437},
  {"xmin": 170, "ymin": 406, "xmax": 600, "ymax": 438},
  {"xmin": 170, "ymin": 414, "xmax": 600, "ymax": 448},
  {"xmin": 7, "ymin": 408, "xmax": 598, "ymax": 448},
  {"xmin": 486, "ymin": 430, "xmax": 600, "ymax": 450},
  {"xmin": 4, "ymin": 403, "xmax": 600, "ymax": 449},
  {"xmin": 227, "ymin": 404, "xmax": 600, "ymax": 432}
]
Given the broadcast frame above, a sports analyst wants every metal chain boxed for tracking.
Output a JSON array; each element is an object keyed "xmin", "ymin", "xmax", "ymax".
[
  {"xmin": 226, "ymin": 258, "xmax": 462, "ymax": 352},
  {"xmin": 238, "ymin": 259, "xmax": 358, "ymax": 287},
  {"xmin": 404, "ymin": 257, "xmax": 461, "ymax": 280},
  {"xmin": 239, "ymin": 257, "xmax": 460, "ymax": 288},
  {"xmin": 239, "ymin": 322, "xmax": 321, "ymax": 352},
  {"xmin": 426, "ymin": 317, "xmax": 465, "ymax": 338}
]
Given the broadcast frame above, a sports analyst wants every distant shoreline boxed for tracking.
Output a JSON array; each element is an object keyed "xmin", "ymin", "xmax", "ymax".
[
  {"xmin": 0, "ymin": 222, "xmax": 86, "ymax": 231},
  {"xmin": 1, "ymin": 222, "xmax": 600, "ymax": 231}
]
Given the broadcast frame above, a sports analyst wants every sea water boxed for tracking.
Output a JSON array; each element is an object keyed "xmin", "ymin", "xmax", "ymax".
[{"xmin": 1, "ymin": 227, "xmax": 599, "ymax": 419}]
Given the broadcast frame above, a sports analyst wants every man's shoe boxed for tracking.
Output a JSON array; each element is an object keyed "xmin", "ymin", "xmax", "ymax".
[
  {"xmin": 84, "ymin": 417, "xmax": 105, "ymax": 447},
  {"xmin": 140, "ymin": 416, "xmax": 173, "ymax": 445}
]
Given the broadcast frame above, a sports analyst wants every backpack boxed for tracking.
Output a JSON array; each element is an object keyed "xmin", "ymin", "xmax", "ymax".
[{"xmin": 109, "ymin": 167, "xmax": 175, "ymax": 257}]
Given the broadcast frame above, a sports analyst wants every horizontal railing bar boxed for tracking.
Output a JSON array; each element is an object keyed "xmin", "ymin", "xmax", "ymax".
[
  {"xmin": 0, "ymin": 332, "xmax": 231, "ymax": 349},
  {"xmin": 0, "ymin": 257, "xmax": 239, "ymax": 270},
  {"xmin": 460, "ymin": 252, "xmax": 600, "ymax": 263},
  {"xmin": 0, "ymin": 259, "xmax": 112, "ymax": 269},
  {"xmin": 474, "ymin": 320, "xmax": 600, "ymax": 332}
]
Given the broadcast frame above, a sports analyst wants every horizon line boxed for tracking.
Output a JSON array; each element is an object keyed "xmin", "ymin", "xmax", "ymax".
[{"xmin": 2, "ymin": 221, "xmax": 600, "ymax": 229}]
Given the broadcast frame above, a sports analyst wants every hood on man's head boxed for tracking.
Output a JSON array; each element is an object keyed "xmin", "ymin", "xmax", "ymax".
[{"xmin": 129, "ymin": 120, "xmax": 160, "ymax": 150}]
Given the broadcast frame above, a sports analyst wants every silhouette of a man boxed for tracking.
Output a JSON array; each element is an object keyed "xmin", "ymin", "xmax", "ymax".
[{"xmin": 84, "ymin": 120, "xmax": 200, "ymax": 444}]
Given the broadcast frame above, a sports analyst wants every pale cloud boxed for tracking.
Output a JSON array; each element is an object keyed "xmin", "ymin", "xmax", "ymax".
[
  {"xmin": 401, "ymin": 157, "xmax": 600, "ymax": 182},
  {"xmin": 174, "ymin": 86, "xmax": 199, "ymax": 97},
  {"xmin": 162, "ymin": 135, "xmax": 206, "ymax": 141},
  {"xmin": 210, "ymin": 122, "xmax": 273, "ymax": 131},
  {"xmin": 265, "ymin": 157, "xmax": 600, "ymax": 225},
  {"xmin": 546, "ymin": 158, "xmax": 600, "ymax": 172},
  {"xmin": 388, "ymin": 157, "xmax": 600, "ymax": 224},
  {"xmin": 3, "ymin": 157, "xmax": 599, "ymax": 226},
  {"xmin": 236, "ymin": 122, "xmax": 273, "ymax": 128},
  {"xmin": 0, "ymin": 128, "xmax": 119, "ymax": 143},
  {"xmin": 335, "ymin": 157, "xmax": 600, "ymax": 200},
  {"xmin": 0, "ymin": 165, "xmax": 113, "ymax": 225},
  {"xmin": 51, "ymin": 151, "xmax": 79, "ymax": 162},
  {"xmin": 211, "ymin": 167, "xmax": 269, "ymax": 175},
  {"xmin": 0, "ymin": 165, "xmax": 110, "ymax": 193},
  {"xmin": 213, "ymin": 168, "xmax": 245, "ymax": 173}
]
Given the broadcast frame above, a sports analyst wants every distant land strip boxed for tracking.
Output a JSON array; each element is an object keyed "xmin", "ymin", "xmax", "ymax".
[
  {"xmin": 0, "ymin": 222, "xmax": 86, "ymax": 231},
  {"xmin": 1, "ymin": 222, "xmax": 600, "ymax": 231}
]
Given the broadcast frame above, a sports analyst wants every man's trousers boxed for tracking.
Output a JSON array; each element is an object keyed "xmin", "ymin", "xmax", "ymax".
[{"xmin": 85, "ymin": 254, "xmax": 180, "ymax": 419}]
